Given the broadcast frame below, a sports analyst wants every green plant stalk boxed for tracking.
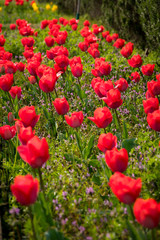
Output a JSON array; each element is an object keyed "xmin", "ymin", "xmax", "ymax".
[
  {"xmin": 13, "ymin": 133, "xmax": 19, "ymax": 168},
  {"xmin": 114, "ymin": 109, "xmax": 122, "ymax": 138},
  {"xmin": 37, "ymin": 168, "xmax": 46, "ymax": 201},
  {"xmin": 7, "ymin": 92, "xmax": 14, "ymax": 110},
  {"xmin": 28, "ymin": 206, "xmax": 37, "ymax": 240}
]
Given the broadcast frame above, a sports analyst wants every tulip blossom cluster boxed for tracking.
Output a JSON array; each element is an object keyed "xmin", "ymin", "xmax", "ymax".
[{"xmin": 0, "ymin": 14, "xmax": 159, "ymax": 237}]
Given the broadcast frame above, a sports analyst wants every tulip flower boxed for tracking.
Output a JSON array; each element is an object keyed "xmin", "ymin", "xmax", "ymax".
[
  {"xmin": 128, "ymin": 55, "xmax": 143, "ymax": 68},
  {"xmin": 9, "ymin": 86, "xmax": 22, "ymax": 99},
  {"xmin": 113, "ymin": 38, "xmax": 125, "ymax": 49},
  {"xmin": 143, "ymin": 98, "xmax": 159, "ymax": 114},
  {"xmin": 88, "ymin": 107, "xmax": 112, "ymax": 128},
  {"xmin": 147, "ymin": 110, "xmax": 160, "ymax": 131},
  {"xmin": 0, "ymin": 125, "xmax": 16, "ymax": 140},
  {"xmin": 97, "ymin": 133, "xmax": 117, "ymax": 153},
  {"xmin": 18, "ymin": 126, "xmax": 35, "ymax": 145},
  {"xmin": 109, "ymin": 172, "xmax": 142, "ymax": 204},
  {"xmin": 105, "ymin": 148, "xmax": 128, "ymax": 172},
  {"xmin": 133, "ymin": 198, "xmax": 160, "ymax": 229},
  {"xmin": 39, "ymin": 73, "xmax": 57, "ymax": 93},
  {"xmin": 45, "ymin": 36, "xmax": 55, "ymax": 47},
  {"xmin": 53, "ymin": 97, "xmax": 69, "ymax": 115},
  {"xmin": 102, "ymin": 89, "xmax": 123, "ymax": 109},
  {"xmin": 17, "ymin": 135, "xmax": 49, "ymax": 168},
  {"xmin": 11, "ymin": 175, "xmax": 39, "ymax": 206},
  {"xmin": 147, "ymin": 80, "xmax": 160, "ymax": 96},
  {"xmin": 65, "ymin": 111, "xmax": 83, "ymax": 128},
  {"xmin": 18, "ymin": 106, "xmax": 40, "ymax": 128},
  {"xmin": 115, "ymin": 78, "xmax": 128, "ymax": 92},
  {"xmin": 129, "ymin": 72, "xmax": 140, "ymax": 83},
  {"xmin": 0, "ymin": 73, "xmax": 14, "ymax": 91},
  {"xmin": 141, "ymin": 64, "xmax": 155, "ymax": 76}
]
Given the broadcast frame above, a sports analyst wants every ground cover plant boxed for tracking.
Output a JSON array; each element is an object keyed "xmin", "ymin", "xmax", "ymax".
[{"xmin": 0, "ymin": 1, "xmax": 160, "ymax": 240}]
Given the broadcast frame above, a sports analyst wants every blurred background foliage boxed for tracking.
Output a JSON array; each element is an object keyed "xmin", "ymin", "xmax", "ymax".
[{"xmin": 54, "ymin": 0, "xmax": 160, "ymax": 51}]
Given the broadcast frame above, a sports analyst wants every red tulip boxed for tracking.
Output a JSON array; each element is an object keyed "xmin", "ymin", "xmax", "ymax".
[
  {"xmin": 120, "ymin": 42, "xmax": 133, "ymax": 58},
  {"xmin": 99, "ymin": 62, "xmax": 112, "ymax": 76},
  {"xmin": 17, "ymin": 136, "xmax": 49, "ymax": 168},
  {"xmin": 91, "ymin": 77, "xmax": 103, "ymax": 89},
  {"xmin": 102, "ymin": 89, "xmax": 123, "ymax": 109},
  {"xmin": 94, "ymin": 80, "xmax": 114, "ymax": 98},
  {"xmin": 9, "ymin": 86, "xmax": 22, "ymax": 99},
  {"xmin": 0, "ymin": 125, "xmax": 16, "ymax": 140},
  {"xmin": 102, "ymin": 31, "xmax": 109, "ymax": 38},
  {"xmin": 88, "ymin": 107, "xmax": 112, "ymax": 128},
  {"xmin": 147, "ymin": 110, "xmax": 160, "ymax": 131},
  {"xmin": 65, "ymin": 111, "xmax": 83, "ymax": 128},
  {"xmin": 141, "ymin": 64, "xmax": 155, "ymax": 76},
  {"xmin": 18, "ymin": 126, "xmax": 35, "ymax": 145},
  {"xmin": 71, "ymin": 24, "xmax": 78, "ymax": 31},
  {"xmin": 10, "ymin": 24, "xmax": 16, "ymax": 30},
  {"xmin": 16, "ymin": 62, "xmax": 25, "ymax": 72},
  {"xmin": 97, "ymin": 133, "xmax": 117, "ymax": 153},
  {"xmin": 53, "ymin": 97, "xmax": 69, "ymax": 115},
  {"xmin": 106, "ymin": 35, "xmax": 112, "ymax": 43},
  {"xmin": 109, "ymin": 172, "xmax": 142, "ymax": 204},
  {"xmin": 21, "ymin": 37, "xmax": 35, "ymax": 47},
  {"xmin": 146, "ymin": 90, "xmax": 155, "ymax": 99},
  {"xmin": 78, "ymin": 41, "xmax": 89, "ymax": 52},
  {"xmin": 128, "ymin": 55, "xmax": 143, "ymax": 68},
  {"xmin": 71, "ymin": 63, "xmax": 83, "ymax": 78},
  {"xmin": 18, "ymin": 106, "xmax": 40, "ymax": 128},
  {"xmin": 156, "ymin": 74, "xmax": 160, "ymax": 82},
  {"xmin": 113, "ymin": 38, "xmax": 125, "ymax": 49},
  {"xmin": 133, "ymin": 198, "xmax": 160, "ymax": 229},
  {"xmin": 0, "ymin": 73, "xmax": 14, "ymax": 91},
  {"xmin": 69, "ymin": 56, "xmax": 81, "ymax": 66},
  {"xmin": 0, "ymin": 35, "xmax": 6, "ymax": 46},
  {"xmin": 5, "ymin": 61, "xmax": 16, "ymax": 74},
  {"xmin": 105, "ymin": 148, "xmax": 128, "ymax": 172},
  {"xmin": 88, "ymin": 47, "xmax": 100, "ymax": 59},
  {"xmin": 115, "ymin": 78, "xmax": 128, "ymax": 92},
  {"xmin": 8, "ymin": 112, "xmax": 14, "ymax": 123},
  {"xmin": 41, "ymin": 20, "xmax": 49, "ymax": 29},
  {"xmin": 143, "ymin": 98, "xmax": 159, "ymax": 114},
  {"xmin": 27, "ymin": 60, "xmax": 40, "ymax": 76},
  {"xmin": 54, "ymin": 55, "xmax": 69, "ymax": 68},
  {"xmin": 45, "ymin": 36, "xmax": 55, "ymax": 47},
  {"xmin": 83, "ymin": 20, "xmax": 90, "ymax": 26},
  {"xmin": 28, "ymin": 76, "xmax": 36, "ymax": 84},
  {"xmin": 147, "ymin": 80, "xmax": 160, "ymax": 96},
  {"xmin": 129, "ymin": 72, "xmax": 140, "ymax": 83},
  {"xmin": 111, "ymin": 33, "xmax": 119, "ymax": 41},
  {"xmin": 39, "ymin": 73, "xmax": 57, "ymax": 93},
  {"xmin": 11, "ymin": 175, "xmax": 39, "ymax": 206}
]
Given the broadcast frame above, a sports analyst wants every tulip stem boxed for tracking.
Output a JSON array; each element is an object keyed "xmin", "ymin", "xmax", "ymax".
[
  {"xmin": 129, "ymin": 204, "xmax": 135, "ymax": 222},
  {"xmin": 114, "ymin": 109, "xmax": 122, "ymax": 138},
  {"xmin": 37, "ymin": 168, "xmax": 46, "ymax": 200},
  {"xmin": 54, "ymin": 88, "xmax": 58, "ymax": 98},
  {"xmin": 152, "ymin": 229, "xmax": 156, "ymax": 240},
  {"xmin": 104, "ymin": 128, "xmax": 106, "ymax": 133},
  {"xmin": 28, "ymin": 206, "xmax": 37, "ymax": 240},
  {"xmin": 35, "ymin": 76, "xmax": 41, "ymax": 94},
  {"xmin": 13, "ymin": 133, "xmax": 19, "ymax": 168},
  {"xmin": 7, "ymin": 92, "xmax": 14, "ymax": 110},
  {"xmin": 77, "ymin": 77, "xmax": 81, "ymax": 87}
]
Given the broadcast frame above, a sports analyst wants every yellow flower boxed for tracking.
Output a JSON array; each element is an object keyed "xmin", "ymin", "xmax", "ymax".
[
  {"xmin": 51, "ymin": 4, "xmax": 58, "ymax": 12},
  {"xmin": 0, "ymin": 7, "xmax": 2, "ymax": 12},
  {"xmin": 46, "ymin": 4, "xmax": 51, "ymax": 10},
  {"xmin": 32, "ymin": 3, "xmax": 37, "ymax": 8}
]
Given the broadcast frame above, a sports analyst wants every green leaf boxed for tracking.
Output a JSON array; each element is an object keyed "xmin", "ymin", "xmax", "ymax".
[
  {"xmin": 45, "ymin": 228, "xmax": 69, "ymax": 240},
  {"xmin": 42, "ymin": 106, "xmax": 49, "ymax": 119},
  {"xmin": 123, "ymin": 121, "xmax": 128, "ymax": 139},
  {"xmin": 75, "ymin": 131, "xmax": 82, "ymax": 153},
  {"xmin": 126, "ymin": 220, "xmax": 145, "ymax": 240},
  {"xmin": 88, "ymin": 159, "xmax": 101, "ymax": 168},
  {"xmin": 122, "ymin": 138, "xmax": 137, "ymax": 153},
  {"xmin": 83, "ymin": 135, "xmax": 95, "ymax": 159},
  {"xmin": 92, "ymin": 173, "xmax": 102, "ymax": 186}
]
